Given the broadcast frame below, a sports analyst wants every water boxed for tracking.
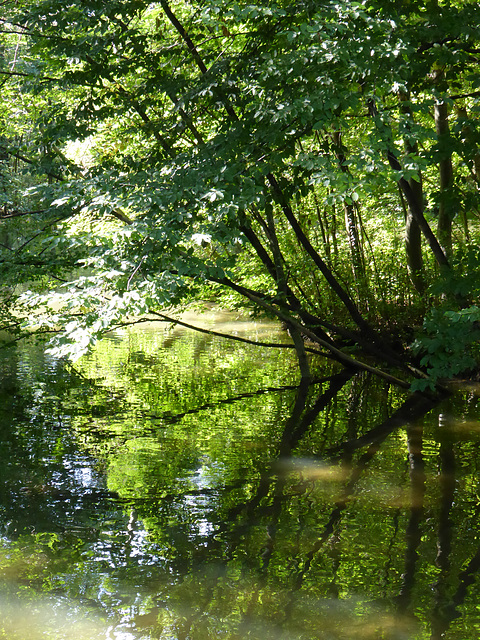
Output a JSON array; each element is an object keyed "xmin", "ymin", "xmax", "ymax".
[{"xmin": 1, "ymin": 313, "xmax": 480, "ymax": 639}]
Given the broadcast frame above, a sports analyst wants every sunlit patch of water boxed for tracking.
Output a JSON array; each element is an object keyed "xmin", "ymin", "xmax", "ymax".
[
  {"xmin": 273, "ymin": 457, "xmax": 350, "ymax": 483},
  {"xmin": 0, "ymin": 592, "xmax": 108, "ymax": 640}
]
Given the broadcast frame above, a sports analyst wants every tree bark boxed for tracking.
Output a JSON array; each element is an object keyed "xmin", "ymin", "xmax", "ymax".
[
  {"xmin": 368, "ymin": 96, "xmax": 449, "ymax": 269},
  {"xmin": 404, "ymin": 180, "xmax": 426, "ymax": 294},
  {"xmin": 264, "ymin": 203, "xmax": 312, "ymax": 381}
]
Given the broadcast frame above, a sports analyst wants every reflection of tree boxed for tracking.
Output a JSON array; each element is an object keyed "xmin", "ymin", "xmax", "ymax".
[
  {"xmin": 4, "ymin": 332, "xmax": 480, "ymax": 639},
  {"xmin": 124, "ymin": 374, "xmax": 449, "ymax": 639},
  {"xmin": 236, "ymin": 370, "xmax": 355, "ymax": 516},
  {"xmin": 396, "ymin": 423, "xmax": 426, "ymax": 614},
  {"xmin": 429, "ymin": 412, "xmax": 480, "ymax": 640},
  {"xmin": 135, "ymin": 371, "xmax": 356, "ymax": 638},
  {"xmin": 430, "ymin": 416, "xmax": 456, "ymax": 639},
  {"xmin": 282, "ymin": 395, "xmax": 436, "ymax": 626}
]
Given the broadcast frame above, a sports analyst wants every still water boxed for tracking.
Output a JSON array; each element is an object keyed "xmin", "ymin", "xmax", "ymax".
[{"xmin": 1, "ymin": 313, "xmax": 480, "ymax": 639}]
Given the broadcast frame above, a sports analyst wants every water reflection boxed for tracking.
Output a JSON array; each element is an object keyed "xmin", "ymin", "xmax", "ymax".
[{"xmin": 1, "ymin": 320, "xmax": 480, "ymax": 638}]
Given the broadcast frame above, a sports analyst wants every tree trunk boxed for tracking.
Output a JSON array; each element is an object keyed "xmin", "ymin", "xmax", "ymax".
[
  {"xmin": 331, "ymin": 131, "xmax": 366, "ymax": 294},
  {"xmin": 264, "ymin": 204, "xmax": 312, "ymax": 381},
  {"xmin": 399, "ymin": 92, "xmax": 426, "ymax": 294},
  {"xmin": 344, "ymin": 201, "xmax": 365, "ymax": 291},
  {"xmin": 387, "ymin": 149, "xmax": 449, "ymax": 268},
  {"xmin": 456, "ymin": 105, "xmax": 480, "ymax": 242},
  {"xmin": 434, "ymin": 101, "xmax": 454, "ymax": 258},
  {"xmin": 404, "ymin": 180, "xmax": 426, "ymax": 294}
]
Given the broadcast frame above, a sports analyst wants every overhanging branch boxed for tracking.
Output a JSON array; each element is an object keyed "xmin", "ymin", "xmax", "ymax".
[{"xmin": 146, "ymin": 310, "xmax": 327, "ymax": 356}]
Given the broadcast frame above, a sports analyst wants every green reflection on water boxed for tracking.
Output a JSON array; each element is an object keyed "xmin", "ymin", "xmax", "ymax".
[{"xmin": 1, "ymin": 317, "xmax": 480, "ymax": 639}]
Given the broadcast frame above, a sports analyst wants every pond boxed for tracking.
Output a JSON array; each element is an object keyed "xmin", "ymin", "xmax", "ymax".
[{"xmin": 1, "ymin": 311, "xmax": 480, "ymax": 640}]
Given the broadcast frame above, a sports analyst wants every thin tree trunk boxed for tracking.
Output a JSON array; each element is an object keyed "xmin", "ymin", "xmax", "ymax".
[
  {"xmin": 399, "ymin": 92, "xmax": 426, "ymax": 294},
  {"xmin": 240, "ymin": 221, "xmax": 335, "ymax": 346},
  {"xmin": 264, "ymin": 204, "xmax": 312, "ymax": 381},
  {"xmin": 331, "ymin": 131, "xmax": 366, "ymax": 293},
  {"xmin": 434, "ymin": 101, "xmax": 454, "ymax": 258},
  {"xmin": 368, "ymin": 96, "xmax": 449, "ymax": 269},
  {"xmin": 456, "ymin": 106, "xmax": 479, "ymax": 242},
  {"xmin": 344, "ymin": 201, "xmax": 365, "ymax": 286},
  {"xmin": 265, "ymin": 174, "xmax": 418, "ymax": 370},
  {"xmin": 403, "ymin": 182, "xmax": 426, "ymax": 294},
  {"xmin": 266, "ymin": 173, "xmax": 370, "ymax": 333}
]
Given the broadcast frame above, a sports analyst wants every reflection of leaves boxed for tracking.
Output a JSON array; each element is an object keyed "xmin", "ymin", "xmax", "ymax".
[
  {"xmin": 4, "ymin": 325, "xmax": 480, "ymax": 638},
  {"xmin": 146, "ymin": 380, "xmax": 302, "ymax": 424}
]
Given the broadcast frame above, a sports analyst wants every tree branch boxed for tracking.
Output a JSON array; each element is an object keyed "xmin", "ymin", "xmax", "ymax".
[
  {"xmin": 211, "ymin": 277, "xmax": 412, "ymax": 388},
  {"xmin": 146, "ymin": 310, "xmax": 327, "ymax": 356},
  {"xmin": 0, "ymin": 145, "xmax": 63, "ymax": 181}
]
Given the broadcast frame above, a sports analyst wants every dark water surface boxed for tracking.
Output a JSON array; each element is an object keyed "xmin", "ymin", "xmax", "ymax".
[{"xmin": 1, "ymin": 315, "xmax": 480, "ymax": 639}]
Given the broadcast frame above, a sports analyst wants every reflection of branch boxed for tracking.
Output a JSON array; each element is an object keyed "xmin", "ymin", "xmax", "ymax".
[
  {"xmin": 279, "ymin": 369, "xmax": 355, "ymax": 455},
  {"xmin": 227, "ymin": 371, "xmax": 353, "ymax": 520},
  {"xmin": 146, "ymin": 376, "xmax": 335, "ymax": 425},
  {"xmin": 450, "ymin": 546, "xmax": 480, "ymax": 615},
  {"xmin": 288, "ymin": 422, "xmax": 396, "ymax": 599},
  {"xmin": 426, "ymin": 543, "xmax": 480, "ymax": 639},
  {"xmin": 326, "ymin": 392, "xmax": 446, "ymax": 459},
  {"xmin": 173, "ymin": 376, "xmax": 352, "ymax": 637},
  {"xmin": 281, "ymin": 392, "xmax": 440, "ymax": 622}
]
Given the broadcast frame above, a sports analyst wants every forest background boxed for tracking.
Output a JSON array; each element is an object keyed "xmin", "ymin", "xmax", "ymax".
[{"xmin": 1, "ymin": 0, "xmax": 480, "ymax": 392}]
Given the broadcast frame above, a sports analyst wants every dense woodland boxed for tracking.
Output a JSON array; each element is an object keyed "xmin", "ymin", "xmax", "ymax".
[{"xmin": 1, "ymin": 0, "xmax": 480, "ymax": 390}]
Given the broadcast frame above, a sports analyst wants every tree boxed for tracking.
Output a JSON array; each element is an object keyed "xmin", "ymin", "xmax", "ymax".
[{"xmin": 1, "ymin": 0, "xmax": 480, "ymax": 389}]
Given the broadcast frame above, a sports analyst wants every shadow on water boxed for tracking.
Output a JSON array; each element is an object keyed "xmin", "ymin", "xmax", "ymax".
[{"xmin": 1, "ymin": 322, "xmax": 480, "ymax": 639}]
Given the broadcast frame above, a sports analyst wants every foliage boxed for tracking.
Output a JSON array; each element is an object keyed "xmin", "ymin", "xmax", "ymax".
[
  {"xmin": 411, "ymin": 307, "xmax": 480, "ymax": 391},
  {"xmin": 1, "ymin": 0, "xmax": 480, "ymax": 386},
  {"xmin": 411, "ymin": 247, "xmax": 480, "ymax": 390}
]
